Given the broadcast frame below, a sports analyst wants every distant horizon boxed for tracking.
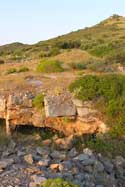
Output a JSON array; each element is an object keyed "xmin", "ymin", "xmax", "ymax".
[{"xmin": 0, "ymin": 0, "xmax": 125, "ymax": 45}]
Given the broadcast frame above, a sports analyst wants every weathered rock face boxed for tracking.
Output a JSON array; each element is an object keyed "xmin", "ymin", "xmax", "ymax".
[
  {"xmin": 44, "ymin": 93, "xmax": 76, "ymax": 117},
  {"xmin": 6, "ymin": 93, "xmax": 42, "ymax": 127},
  {"xmin": 0, "ymin": 91, "xmax": 107, "ymax": 135},
  {"xmin": 73, "ymin": 99, "xmax": 98, "ymax": 121},
  {"xmin": 0, "ymin": 92, "xmax": 44, "ymax": 130}
]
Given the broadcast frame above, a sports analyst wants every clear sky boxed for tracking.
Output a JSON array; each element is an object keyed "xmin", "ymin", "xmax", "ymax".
[{"xmin": 0, "ymin": 0, "xmax": 125, "ymax": 45}]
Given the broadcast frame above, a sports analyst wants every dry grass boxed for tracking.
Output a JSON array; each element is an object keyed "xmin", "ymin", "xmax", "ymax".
[
  {"xmin": 51, "ymin": 49, "xmax": 94, "ymax": 64},
  {"xmin": 0, "ymin": 59, "xmax": 38, "ymax": 75}
]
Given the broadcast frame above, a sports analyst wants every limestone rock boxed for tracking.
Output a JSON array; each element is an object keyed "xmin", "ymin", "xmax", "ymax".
[
  {"xmin": 94, "ymin": 160, "xmax": 104, "ymax": 173},
  {"xmin": 72, "ymin": 98, "xmax": 84, "ymax": 107},
  {"xmin": 50, "ymin": 163, "xmax": 63, "ymax": 171},
  {"xmin": 77, "ymin": 107, "xmax": 97, "ymax": 118},
  {"xmin": 0, "ymin": 159, "xmax": 14, "ymax": 170},
  {"xmin": 50, "ymin": 150, "xmax": 66, "ymax": 160},
  {"xmin": 83, "ymin": 148, "xmax": 93, "ymax": 156},
  {"xmin": 24, "ymin": 154, "xmax": 33, "ymax": 165},
  {"xmin": 36, "ymin": 147, "xmax": 50, "ymax": 157},
  {"xmin": 68, "ymin": 148, "xmax": 78, "ymax": 158},
  {"xmin": 74, "ymin": 154, "xmax": 89, "ymax": 161},
  {"xmin": 44, "ymin": 93, "xmax": 76, "ymax": 117},
  {"xmin": 37, "ymin": 159, "xmax": 50, "ymax": 167},
  {"xmin": 30, "ymin": 175, "xmax": 47, "ymax": 186}
]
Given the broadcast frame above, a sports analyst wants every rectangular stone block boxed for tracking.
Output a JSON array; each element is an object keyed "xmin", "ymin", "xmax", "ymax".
[{"xmin": 44, "ymin": 93, "xmax": 76, "ymax": 117}]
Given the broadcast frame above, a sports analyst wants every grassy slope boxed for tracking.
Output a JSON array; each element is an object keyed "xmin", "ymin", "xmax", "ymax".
[{"xmin": 0, "ymin": 15, "xmax": 125, "ymax": 62}]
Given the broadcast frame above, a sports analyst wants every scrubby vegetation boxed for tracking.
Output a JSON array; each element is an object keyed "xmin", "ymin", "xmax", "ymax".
[
  {"xmin": 6, "ymin": 68, "xmax": 17, "ymax": 74},
  {"xmin": 32, "ymin": 93, "xmax": 45, "ymax": 110},
  {"xmin": 1, "ymin": 15, "xmax": 125, "ymax": 72},
  {"xmin": 68, "ymin": 62, "xmax": 86, "ymax": 70},
  {"xmin": 6, "ymin": 66, "xmax": 29, "ymax": 74},
  {"xmin": 18, "ymin": 66, "xmax": 29, "ymax": 73},
  {"xmin": 105, "ymin": 49, "xmax": 125, "ymax": 65},
  {"xmin": 40, "ymin": 178, "xmax": 79, "ymax": 187},
  {"xmin": 69, "ymin": 74, "xmax": 125, "ymax": 133},
  {"xmin": 72, "ymin": 134, "xmax": 125, "ymax": 157},
  {"xmin": 37, "ymin": 60, "xmax": 64, "ymax": 73},
  {"xmin": 86, "ymin": 136, "xmax": 125, "ymax": 157}
]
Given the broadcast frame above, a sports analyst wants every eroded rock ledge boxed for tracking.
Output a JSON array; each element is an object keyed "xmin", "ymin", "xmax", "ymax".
[{"xmin": 0, "ymin": 91, "xmax": 107, "ymax": 135}]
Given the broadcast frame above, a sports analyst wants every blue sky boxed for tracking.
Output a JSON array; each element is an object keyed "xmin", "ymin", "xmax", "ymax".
[{"xmin": 0, "ymin": 0, "xmax": 125, "ymax": 45}]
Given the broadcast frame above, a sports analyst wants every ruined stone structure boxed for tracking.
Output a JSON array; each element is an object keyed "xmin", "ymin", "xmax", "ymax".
[{"xmin": 0, "ymin": 91, "xmax": 107, "ymax": 136}]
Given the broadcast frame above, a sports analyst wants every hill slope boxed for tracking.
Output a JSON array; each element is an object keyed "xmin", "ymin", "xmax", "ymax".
[{"xmin": 0, "ymin": 14, "xmax": 125, "ymax": 65}]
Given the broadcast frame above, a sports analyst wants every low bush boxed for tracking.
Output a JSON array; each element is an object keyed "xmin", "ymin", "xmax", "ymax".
[
  {"xmin": 6, "ymin": 68, "xmax": 17, "ymax": 74},
  {"xmin": 57, "ymin": 40, "xmax": 81, "ymax": 49},
  {"xmin": 6, "ymin": 66, "xmax": 29, "ymax": 74},
  {"xmin": 105, "ymin": 50, "xmax": 125, "ymax": 65},
  {"xmin": 32, "ymin": 93, "xmax": 44, "ymax": 111},
  {"xmin": 49, "ymin": 47, "xmax": 60, "ymax": 56},
  {"xmin": 89, "ymin": 43, "xmax": 114, "ymax": 57},
  {"xmin": 40, "ymin": 178, "xmax": 79, "ymax": 187},
  {"xmin": 85, "ymin": 135, "xmax": 125, "ymax": 158},
  {"xmin": 86, "ymin": 58, "xmax": 114, "ymax": 72},
  {"xmin": 37, "ymin": 60, "xmax": 64, "ymax": 73},
  {"xmin": 69, "ymin": 62, "xmax": 86, "ymax": 70},
  {"xmin": 18, "ymin": 66, "xmax": 29, "ymax": 73},
  {"xmin": 71, "ymin": 133, "xmax": 125, "ymax": 158}
]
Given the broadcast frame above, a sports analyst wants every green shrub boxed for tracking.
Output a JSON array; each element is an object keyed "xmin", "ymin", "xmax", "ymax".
[
  {"xmin": 37, "ymin": 60, "xmax": 64, "ymax": 73},
  {"xmin": 85, "ymin": 136, "xmax": 125, "ymax": 158},
  {"xmin": 6, "ymin": 66, "xmax": 29, "ymax": 74},
  {"xmin": 109, "ymin": 124, "xmax": 125, "ymax": 138},
  {"xmin": 111, "ymin": 14, "xmax": 121, "ymax": 19},
  {"xmin": 57, "ymin": 40, "xmax": 81, "ymax": 49},
  {"xmin": 32, "ymin": 93, "xmax": 44, "ymax": 110},
  {"xmin": 89, "ymin": 44, "xmax": 113, "ymax": 57},
  {"xmin": 86, "ymin": 58, "xmax": 114, "ymax": 72},
  {"xmin": 40, "ymin": 178, "xmax": 79, "ymax": 187},
  {"xmin": 18, "ymin": 66, "xmax": 29, "ymax": 73},
  {"xmin": 39, "ymin": 51, "xmax": 51, "ymax": 58},
  {"xmin": 69, "ymin": 74, "xmax": 125, "ymax": 103},
  {"xmin": 69, "ymin": 74, "xmax": 125, "ymax": 128},
  {"xmin": 69, "ymin": 75, "xmax": 99, "ymax": 101},
  {"xmin": 49, "ymin": 47, "xmax": 60, "ymax": 56},
  {"xmin": 6, "ymin": 68, "xmax": 17, "ymax": 74},
  {"xmin": 69, "ymin": 62, "xmax": 86, "ymax": 70},
  {"xmin": 39, "ymin": 48, "xmax": 60, "ymax": 58}
]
